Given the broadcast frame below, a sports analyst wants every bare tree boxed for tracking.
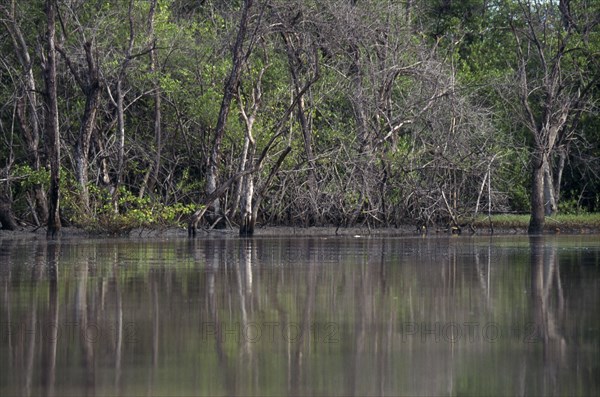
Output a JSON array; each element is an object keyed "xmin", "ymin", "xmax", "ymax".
[
  {"xmin": 276, "ymin": 3, "xmax": 322, "ymax": 222},
  {"xmin": 1, "ymin": 1, "xmax": 48, "ymax": 224},
  {"xmin": 313, "ymin": 0, "xmax": 487, "ymax": 227},
  {"xmin": 507, "ymin": 0, "xmax": 599, "ymax": 233},
  {"xmin": 188, "ymin": 55, "xmax": 316, "ymax": 236},
  {"xmin": 236, "ymin": 61, "xmax": 266, "ymax": 235},
  {"xmin": 56, "ymin": 37, "xmax": 101, "ymax": 215},
  {"xmin": 105, "ymin": 0, "xmax": 136, "ymax": 213},
  {"xmin": 41, "ymin": 0, "xmax": 61, "ymax": 237},
  {"xmin": 138, "ymin": 0, "xmax": 161, "ymax": 199},
  {"xmin": 205, "ymin": 0, "xmax": 255, "ymax": 228}
]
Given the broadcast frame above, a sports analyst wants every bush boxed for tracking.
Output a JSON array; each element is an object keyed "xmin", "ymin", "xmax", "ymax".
[{"xmin": 79, "ymin": 185, "xmax": 198, "ymax": 235}]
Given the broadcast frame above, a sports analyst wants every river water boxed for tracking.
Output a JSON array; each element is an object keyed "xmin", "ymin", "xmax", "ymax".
[{"xmin": 1, "ymin": 234, "xmax": 599, "ymax": 396}]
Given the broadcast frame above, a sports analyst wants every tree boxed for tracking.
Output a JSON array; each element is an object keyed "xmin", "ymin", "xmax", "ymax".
[
  {"xmin": 276, "ymin": 2, "xmax": 322, "ymax": 223},
  {"xmin": 138, "ymin": 0, "xmax": 162, "ymax": 199},
  {"xmin": 57, "ymin": 33, "xmax": 101, "ymax": 216},
  {"xmin": 1, "ymin": 0, "xmax": 597, "ymax": 234},
  {"xmin": 1, "ymin": 1, "xmax": 48, "ymax": 225},
  {"xmin": 504, "ymin": 0, "xmax": 599, "ymax": 233},
  {"xmin": 108, "ymin": 0, "xmax": 136, "ymax": 212},
  {"xmin": 41, "ymin": 0, "xmax": 61, "ymax": 237},
  {"xmin": 205, "ymin": 0, "xmax": 255, "ymax": 228}
]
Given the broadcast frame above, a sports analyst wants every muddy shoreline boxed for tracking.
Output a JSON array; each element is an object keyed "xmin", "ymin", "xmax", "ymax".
[{"xmin": 2, "ymin": 223, "xmax": 597, "ymax": 240}]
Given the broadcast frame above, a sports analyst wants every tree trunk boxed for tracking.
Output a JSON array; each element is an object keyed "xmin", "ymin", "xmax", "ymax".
[
  {"xmin": 0, "ymin": 193, "xmax": 18, "ymax": 230},
  {"xmin": 93, "ymin": 129, "xmax": 111, "ymax": 186},
  {"xmin": 543, "ymin": 160, "xmax": 556, "ymax": 216},
  {"xmin": 140, "ymin": 0, "xmax": 162, "ymax": 198},
  {"xmin": 112, "ymin": 80, "xmax": 127, "ymax": 213},
  {"xmin": 528, "ymin": 152, "xmax": 545, "ymax": 234},
  {"xmin": 239, "ymin": 171, "xmax": 255, "ymax": 236},
  {"xmin": 108, "ymin": 0, "xmax": 135, "ymax": 212},
  {"xmin": 42, "ymin": 0, "xmax": 61, "ymax": 238},
  {"xmin": 150, "ymin": 0, "xmax": 162, "ymax": 196},
  {"xmin": 67, "ymin": 42, "xmax": 100, "ymax": 215},
  {"xmin": 228, "ymin": 125, "xmax": 252, "ymax": 222},
  {"xmin": 238, "ymin": 118, "xmax": 256, "ymax": 236}
]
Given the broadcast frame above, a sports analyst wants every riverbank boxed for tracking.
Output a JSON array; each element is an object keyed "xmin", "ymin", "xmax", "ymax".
[
  {"xmin": 471, "ymin": 213, "xmax": 600, "ymax": 234},
  {"xmin": 2, "ymin": 213, "xmax": 600, "ymax": 239}
]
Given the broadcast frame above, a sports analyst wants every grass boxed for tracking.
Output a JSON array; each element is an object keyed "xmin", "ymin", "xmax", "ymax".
[{"xmin": 471, "ymin": 213, "xmax": 600, "ymax": 232}]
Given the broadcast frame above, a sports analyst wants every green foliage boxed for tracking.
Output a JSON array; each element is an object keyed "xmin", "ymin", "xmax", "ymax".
[
  {"xmin": 82, "ymin": 186, "xmax": 198, "ymax": 235},
  {"xmin": 558, "ymin": 198, "xmax": 588, "ymax": 216},
  {"xmin": 1, "ymin": 0, "xmax": 598, "ymax": 232},
  {"xmin": 12, "ymin": 164, "xmax": 49, "ymax": 189},
  {"xmin": 7, "ymin": 164, "xmax": 50, "ymax": 219}
]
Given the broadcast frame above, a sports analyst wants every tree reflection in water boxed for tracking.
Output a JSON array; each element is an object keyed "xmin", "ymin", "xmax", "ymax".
[
  {"xmin": 0, "ymin": 235, "xmax": 599, "ymax": 396},
  {"xmin": 530, "ymin": 236, "xmax": 567, "ymax": 396}
]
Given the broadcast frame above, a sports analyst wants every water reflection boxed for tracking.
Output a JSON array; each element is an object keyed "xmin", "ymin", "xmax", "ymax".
[
  {"xmin": 40, "ymin": 241, "xmax": 59, "ymax": 397},
  {"xmin": 0, "ymin": 235, "xmax": 599, "ymax": 396},
  {"xmin": 530, "ymin": 236, "xmax": 567, "ymax": 396}
]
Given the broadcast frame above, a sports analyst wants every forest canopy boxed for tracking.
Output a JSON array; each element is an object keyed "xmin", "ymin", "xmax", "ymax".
[{"xmin": 0, "ymin": 0, "xmax": 598, "ymax": 235}]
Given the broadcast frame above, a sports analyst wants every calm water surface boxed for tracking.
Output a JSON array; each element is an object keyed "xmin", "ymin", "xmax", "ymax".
[{"xmin": 1, "ymin": 234, "xmax": 599, "ymax": 396}]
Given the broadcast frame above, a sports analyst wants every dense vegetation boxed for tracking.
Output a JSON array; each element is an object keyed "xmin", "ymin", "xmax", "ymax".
[{"xmin": 0, "ymin": 0, "xmax": 598, "ymax": 236}]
